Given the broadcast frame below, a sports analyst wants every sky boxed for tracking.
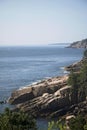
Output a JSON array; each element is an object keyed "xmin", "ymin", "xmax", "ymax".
[{"xmin": 0, "ymin": 0, "xmax": 87, "ymax": 46}]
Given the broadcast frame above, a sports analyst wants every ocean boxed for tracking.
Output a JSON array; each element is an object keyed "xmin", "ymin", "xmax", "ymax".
[{"xmin": 0, "ymin": 45, "xmax": 84, "ymax": 129}]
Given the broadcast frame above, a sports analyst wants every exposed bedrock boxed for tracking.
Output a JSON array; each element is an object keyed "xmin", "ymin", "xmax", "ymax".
[
  {"xmin": 65, "ymin": 58, "xmax": 87, "ymax": 72},
  {"xmin": 8, "ymin": 74, "xmax": 87, "ymax": 117},
  {"xmin": 8, "ymin": 75, "xmax": 68, "ymax": 105},
  {"xmin": 8, "ymin": 75, "xmax": 73, "ymax": 116}
]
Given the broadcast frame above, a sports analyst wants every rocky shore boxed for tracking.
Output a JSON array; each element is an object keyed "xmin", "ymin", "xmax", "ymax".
[
  {"xmin": 8, "ymin": 75, "xmax": 71, "ymax": 117},
  {"xmin": 8, "ymin": 57, "xmax": 87, "ymax": 118},
  {"xmin": 65, "ymin": 57, "xmax": 87, "ymax": 72}
]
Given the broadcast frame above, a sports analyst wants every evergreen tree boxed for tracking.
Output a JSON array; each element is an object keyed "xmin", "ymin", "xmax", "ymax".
[
  {"xmin": 78, "ymin": 63, "xmax": 87, "ymax": 101},
  {"xmin": 0, "ymin": 108, "xmax": 37, "ymax": 130},
  {"xmin": 68, "ymin": 71, "xmax": 79, "ymax": 104},
  {"xmin": 69, "ymin": 115, "xmax": 86, "ymax": 130}
]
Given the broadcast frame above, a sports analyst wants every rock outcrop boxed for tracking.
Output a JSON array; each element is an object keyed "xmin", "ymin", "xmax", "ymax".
[
  {"xmin": 9, "ymin": 76, "xmax": 68, "ymax": 105},
  {"xmin": 67, "ymin": 38, "xmax": 87, "ymax": 48},
  {"xmin": 17, "ymin": 85, "xmax": 71, "ymax": 117},
  {"xmin": 65, "ymin": 60, "xmax": 83, "ymax": 72},
  {"xmin": 65, "ymin": 58, "xmax": 87, "ymax": 72},
  {"xmin": 8, "ymin": 75, "xmax": 74, "ymax": 117}
]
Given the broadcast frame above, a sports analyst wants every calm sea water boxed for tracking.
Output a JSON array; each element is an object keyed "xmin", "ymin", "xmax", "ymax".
[{"xmin": 0, "ymin": 45, "xmax": 84, "ymax": 129}]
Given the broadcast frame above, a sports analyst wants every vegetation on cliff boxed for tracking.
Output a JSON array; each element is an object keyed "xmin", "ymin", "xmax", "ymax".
[
  {"xmin": 69, "ymin": 115, "xmax": 87, "ymax": 130},
  {"xmin": 48, "ymin": 120, "xmax": 66, "ymax": 130},
  {"xmin": 67, "ymin": 49, "xmax": 87, "ymax": 104},
  {"xmin": 48, "ymin": 50, "xmax": 87, "ymax": 130},
  {"xmin": 0, "ymin": 108, "xmax": 37, "ymax": 130},
  {"xmin": 48, "ymin": 115, "xmax": 87, "ymax": 130}
]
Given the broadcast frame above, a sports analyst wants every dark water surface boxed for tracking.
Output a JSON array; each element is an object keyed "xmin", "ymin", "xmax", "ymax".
[{"xmin": 0, "ymin": 45, "xmax": 84, "ymax": 129}]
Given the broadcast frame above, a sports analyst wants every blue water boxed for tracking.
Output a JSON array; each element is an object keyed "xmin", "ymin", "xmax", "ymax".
[{"xmin": 0, "ymin": 45, "xmax": 84, "ymax": 129}]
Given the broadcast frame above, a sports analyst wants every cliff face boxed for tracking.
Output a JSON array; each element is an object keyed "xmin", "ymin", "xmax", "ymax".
[
  {"xmin": 8, "ymin": 75, "xmax": 74, "ymax": 117},
  {"xmin": 68, "ymin": 38, "xmax": 87, "ymax": 48}
]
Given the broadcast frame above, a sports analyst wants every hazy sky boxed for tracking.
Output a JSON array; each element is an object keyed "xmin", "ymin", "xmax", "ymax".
[{"xmin": 0, "ymin": 0, "xmax": 87, "ymax": 46}]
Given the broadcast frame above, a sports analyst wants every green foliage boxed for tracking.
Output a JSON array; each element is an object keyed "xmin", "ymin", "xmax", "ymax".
[
  {"xmin": 0, "ymin": 108, "xmax": 37, "ymax": 130},
  {"xmin": 68, "ymin": 71, "xmax": 79, "ymax": 87},
  {"xmin": 84, "ymin": 124, "xmax": 87, "ymax": 130},
  {"xmin": 68, "ymin": 71, "xmax": 79, "ymax": 103},
  {"xmin": 48, "ymin": 116, "xmax": 87, "ymax": 130},
  {"xmin": 48, "ymin": 120, "xmax": 66, "ymax": 130},
  {"xmin": 68, "ymin": 57, "xmax": 87, "ymax": 103},
  {"xmin": 69, "ymin": 115, "xmax": 86, "ymax": 130},
  {"xmin": 78, "ymin": 63, "xmax": 87, "ymax": 101}
]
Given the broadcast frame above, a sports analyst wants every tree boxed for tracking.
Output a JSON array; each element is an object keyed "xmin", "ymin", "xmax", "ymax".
[
  {"xmin": 78, "ymin": 63, "xmax": 87, "ymax": 102},
  {"xmin": 69, "ymin": 115, "xmax": 86, "ymax": 130},
  {"xmin": 0, "ymin": 108, "xmax": 37, "ymax": 130},
  {"xmin": 68, "ymin": 71, "xmax": 79, "ymax": 104},
  {"xmin": 84, "ymin": 124, "xmax": 87, "ymax": 130},
  {"xmin": 48, "ymin": 120, "xmax": 66, "ymax": 130},
  {"xmin": 68, "ymin": 55, "xmax": 87, "ymax": 103}
]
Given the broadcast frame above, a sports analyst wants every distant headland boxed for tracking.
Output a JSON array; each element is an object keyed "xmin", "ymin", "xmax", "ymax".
[{"xmin": 67, "ymin": 38, "xmax": 87, "ymax": 48}]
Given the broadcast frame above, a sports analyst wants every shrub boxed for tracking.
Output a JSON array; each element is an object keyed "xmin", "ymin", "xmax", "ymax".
[{"xmin": 0, "ymin": 108, "xmax": 37, "ymax": 130}]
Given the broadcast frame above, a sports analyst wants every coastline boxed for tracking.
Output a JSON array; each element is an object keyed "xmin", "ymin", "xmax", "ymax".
[
  {"xmin": 2, "ymin": 48, "xmax": 87, "ymax": 130},
  {"xmin": 1, "ymin": 44, "xmax": 86, "ymax": 121},
  {"xmin": 8, "ymin": 56, "xmax": 87, "ymax": 119}
]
